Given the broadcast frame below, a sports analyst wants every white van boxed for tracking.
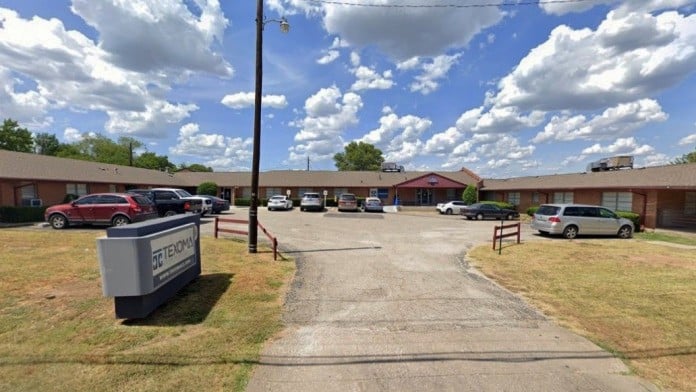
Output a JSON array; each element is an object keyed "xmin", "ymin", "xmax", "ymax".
[{"xmin": 531, "ymin": 204, "xmax": 634, "ymax": 239}]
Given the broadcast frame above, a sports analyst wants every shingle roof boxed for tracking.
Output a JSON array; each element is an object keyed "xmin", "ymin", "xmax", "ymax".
[
  {"xmin": 0, "ymin": 150, "xmax": 479, "ymax": 188},
  {"xmin": 482, "ymin": 163, "xmax": 696, "ymax": 190}
]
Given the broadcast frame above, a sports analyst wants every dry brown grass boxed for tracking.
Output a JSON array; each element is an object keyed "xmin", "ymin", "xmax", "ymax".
[
  {"xmin": 0, "ymin": 229, "xmax": 294, "ymax": 392},
  {"xmin": 468, "ymin": 239, "xmax": 696, "ymax": 392}
]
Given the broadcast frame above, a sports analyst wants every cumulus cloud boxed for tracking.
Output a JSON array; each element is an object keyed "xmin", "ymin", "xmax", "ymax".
[
  {"xmin": 287, "ymin": 86, "xmax": 362, "ymax": 165},
  {"xmin": 357, "ymin": 108, "xmax": 431, "ymax": 164},
  {"xmin": 105, "ymin": 101, "xmax": 198, "ymax": 138},
  {"xmin": 317, "ymin": 50, "xmax": 339, "ymax": 65},
  {"xmin": 410, "ymin": 54, "xmax": 461, "ymax": 95},
  {"xmin": 678, "ymin": 133, "xmax": 696, "ymax": 145},
  {"xmin": 169, "ymin": 122, "xmax": 253, "ymax": 170},
  {"xmin": 532, "ymin": 99, "xmax": 668, "ymax": 143},
  {"xmin": 581, "ymin": 137, "xmax": 655, "ymax": 155},
  {"xmin": 221, "ymin": 92, "xmax": 288, "ymax": 109},
  {"xmin": 350, "ymin": 66, "xmax": 394, "ymax": 91},
  {"xmin": 490, "ymin": 10, "xmax": 696, "ymax": 112},
  {"xmin": 540, "ymin": 0, "xmax": 692, "ymax": 15}
]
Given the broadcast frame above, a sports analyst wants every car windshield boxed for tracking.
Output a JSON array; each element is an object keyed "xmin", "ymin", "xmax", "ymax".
[
  {"xmin": 176, "ymin": 190, "xmax": 193, "ymax": 197},
  {"xmin": 340, "ymin": 194, "xmax": 356, "ymax": 201},
  {"xmin": 303, "ymin": 194, "xmax": 319, "ymax": 198}
]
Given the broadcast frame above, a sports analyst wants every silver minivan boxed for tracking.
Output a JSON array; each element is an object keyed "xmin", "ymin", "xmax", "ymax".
[{"xmin": 531, "ymin": 204, "xmax": 634, "ymax": 239}]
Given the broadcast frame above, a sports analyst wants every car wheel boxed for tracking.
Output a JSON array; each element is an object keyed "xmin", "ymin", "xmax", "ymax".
[
  {"xmin": 618, "ymin": 225, "xmax": 633, "ymax": 239},
  {"xmin": 466, "ymin": 216, "xmax": 472, "ymax": 220},
  {"xmin": 476, "ymin": 213, "xmax": 484, "ymax": 220},
  {"xmin": 506, "ymin": 213, "xmax": 513, "ymax": 220},
  {"xmin": 445, "ymin": 208, "xmax": 452, "ymax": 215},
  {"xmin": 111, "ymin": 215, "xmax": 130, "ymax": 226},
  {"xmin": 49, "ymin": 214, "xmax": 68, "ymax": 230},
  {"xmin": 563, "ymin": 225, "xmax": 578, "ymax": 239},
  {"xmin": 300, "ymin": 207, "xmax": 305, "ymax": 211},
  {"xmin": 164, "ymin": 210, "xmax": 177, "ymax": 217}
]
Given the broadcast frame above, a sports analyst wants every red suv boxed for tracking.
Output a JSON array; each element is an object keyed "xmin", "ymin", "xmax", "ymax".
[{"xmin": 44, "ymin": 193, "xmax": 158, "ymax": 230}]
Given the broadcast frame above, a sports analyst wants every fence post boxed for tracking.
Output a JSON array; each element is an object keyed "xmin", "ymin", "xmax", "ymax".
[{"xmin": 214, "ymin": 217, "xmax": 219, "ymax": 239}]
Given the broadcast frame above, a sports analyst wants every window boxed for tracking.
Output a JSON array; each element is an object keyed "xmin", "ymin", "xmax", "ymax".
[
  {"xmin": 531, "ymin": 192, "xmax": 540, "ymax": 205},
  {"xmin": 685, "ymin": 192, "xmax": 696, "ymax": 215},
  {"xmin": 98, "ymin": 195, "xmax": 128, "ymax": 204},
  {"xmin": 446, "ymin": 189, "xmax": 456, "ymax": 200},
  {"xmin": 507, "ymin": 192, "xmax": 520, "ymax": 206},
  {"xmin": 553, "ymin": 192, "xmax": 573, "ymax": 204},
  {"xmin": 333, "ymin": 188, "xmax": 347, "ymax": 197},
  {"xmin": 109, "ymin": 184, "xmax": 117, "ymax": 192},
  {"xmin": 66, "ymin": 183, "xmax": 88, "ymax": 196},
  {"xmin": 241, "ymin": 187, "xmax": 251, "ymax": 199},
  {"xmin": 20, "ymin": 184, "xmax": 37, "ymax": 199},
  {"xmin": 298, "ymin": 188, "xmax": 314, "ymax": 196},
  {"xmin": 602, "ymin": 192, "xmax": 632, "ymax": 211},
  {"xmin": 265, "ymin": 188, "xmax": 282, "ymax": 198}
]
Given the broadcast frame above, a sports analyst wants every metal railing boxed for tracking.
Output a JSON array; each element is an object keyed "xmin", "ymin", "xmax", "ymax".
[
  {"xmin": 214, "ymin": 217, "xmax": 279, "ymax": 260},
  {"xmin": 492, "ymin": 221, "xmax": 521, "ymax": 253}
]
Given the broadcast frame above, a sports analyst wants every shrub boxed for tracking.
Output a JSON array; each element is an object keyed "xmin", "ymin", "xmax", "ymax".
[
  {"xmin": 462, "ymin": 185, "xmax": 477, "ymax": 205},
  {"xmin": 235, "ymin": 198, "xmax": 251, "ymax": 207},
  {"xmin": 480, "ymin": 200, "xmax": 516, "ymax": 210},
  {"xmin": 617, "ymin": 211, "xmax": 641, "ymax": 231},
  {"xmin": 197, "ymin": 182, "xmax": 218, "ymax": 196},
  {"xmin": 0, "ymin": 206, "xmax": 47, "ymax": 223},
  {"xmin": 527, "ymin": 206, "xmax": 539, "ymax": 216},
  {"xmin": 62, "ymin": 193, "xmax": 79, "ymax": 203}
]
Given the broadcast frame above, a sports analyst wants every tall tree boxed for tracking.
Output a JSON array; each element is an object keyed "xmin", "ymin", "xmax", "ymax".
[
  {"xmin": 179, "ymin": 163, "xmax": 213, "ymax": 172},
  {"xmin": 34, "ymin": 132, "xmax": 61, "ymax": 155},
  {"xmin": 0, "ymin": 118, "xmax": 33, "ymax": 153},
  {"xmin": 134, "ymin": 152, "xmax": 176, "ymax": 171},
  {"xmin": 672, "ymin": 147, "xmax": 696, "ymax": 164},
  {"xmin": 333, "ymin": 141, "xmax": 385, "ymax": 171},
  {"xmin": 462, "ymin": 184, "xmax": 478, "ymax": 205}
]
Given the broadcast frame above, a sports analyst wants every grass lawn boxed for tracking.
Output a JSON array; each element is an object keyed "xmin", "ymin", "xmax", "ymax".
[
  {"xmin": 468, "ymin": 235, "xmax": 696, "ymax": 392},
  {"xmin": 0, "ymin": 229, "xmax": 295, "ymax": 392}
]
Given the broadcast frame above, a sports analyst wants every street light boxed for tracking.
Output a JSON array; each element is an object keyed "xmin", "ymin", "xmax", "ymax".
[{"xmin": 249, "ymin": 0, "xmax": 289, "ymax": 253}]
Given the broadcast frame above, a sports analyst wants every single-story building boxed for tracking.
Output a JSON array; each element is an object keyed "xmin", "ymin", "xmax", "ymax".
[{"xmin": 1, "ymin": 149, "xmax": 694, "ymax": 230}]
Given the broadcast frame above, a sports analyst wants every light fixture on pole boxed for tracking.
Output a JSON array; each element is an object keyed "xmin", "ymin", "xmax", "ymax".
[{"xmin": 249, "ymin": 0, "xmax": 289, "ymax": 254}]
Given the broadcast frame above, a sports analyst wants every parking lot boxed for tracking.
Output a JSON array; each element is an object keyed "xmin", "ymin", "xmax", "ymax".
[{"xmin": 228, "ymin": 207, "xmax": 656, "ymax": 392}]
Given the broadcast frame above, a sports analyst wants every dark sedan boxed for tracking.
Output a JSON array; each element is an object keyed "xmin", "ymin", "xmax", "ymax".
[
  {"xmin": 461, "ymin": 203, "xmax": 519, "ymax": 220},
  {"xmin": 196, "ymin": 195, "xmax": 231, "ymax": 214}
]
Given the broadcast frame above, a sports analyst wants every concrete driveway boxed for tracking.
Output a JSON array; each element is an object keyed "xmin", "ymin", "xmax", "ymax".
[{"xmin": 239, "ymin": 208, "xmax": 657, "ymax": 391}]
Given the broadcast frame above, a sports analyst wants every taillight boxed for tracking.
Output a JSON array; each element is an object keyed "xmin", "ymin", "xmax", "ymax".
[
  {"xmin": 184, "ymin": 201, "xmax": 190, "ymax": 211},
  {"xmin": 549, "ymin": 216, "xmax": 561, "ymax": 223},
  {"xmin": 130, "ymin": 200, "xmax": 142, "ymax": 213}
]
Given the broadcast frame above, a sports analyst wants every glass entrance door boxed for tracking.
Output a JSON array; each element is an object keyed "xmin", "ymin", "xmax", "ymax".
[{"xmin": 415, "ymin": 188, "xmax": 433, "ymax": 205}]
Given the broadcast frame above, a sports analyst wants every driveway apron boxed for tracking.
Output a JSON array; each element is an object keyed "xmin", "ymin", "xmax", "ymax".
[{"xmin": 245, "ymin": 211, "xmax": 657, "ymax": 391}]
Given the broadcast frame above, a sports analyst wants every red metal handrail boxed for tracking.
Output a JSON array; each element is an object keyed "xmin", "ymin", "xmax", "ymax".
[
  {"xmin": 214, "ymin": 217, "xmax": 279, "ymax": 260},
  {"xmin": 492, "ymin": 222, "xmax": 521, "ymax": 252}
]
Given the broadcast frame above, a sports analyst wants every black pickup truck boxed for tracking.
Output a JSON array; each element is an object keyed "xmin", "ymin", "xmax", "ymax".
[{"xmin": 127, "ymin": 188, "xmax": 203, "ymax": 217}]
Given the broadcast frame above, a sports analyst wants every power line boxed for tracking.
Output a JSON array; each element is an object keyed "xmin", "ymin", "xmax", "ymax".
[{"xmin": 306, "ymin": 0, "xmax": 599, "ymax": 8}]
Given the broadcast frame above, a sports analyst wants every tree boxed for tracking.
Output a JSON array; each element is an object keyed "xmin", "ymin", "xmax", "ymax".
[
  {"xmin": 672, "ymin": 147, "xmax": 696, "ymax": 164},
  {"xmin": 134, "ymin": 152, "xmax": 176, "ymax": 171},
  {"xmin": 0, "ymin": 119, "xmax": 33, "ymax": 153},
  {"xmin": 179, "ymin": 163, "xmax": 213, "ymax": 172},
  {"xmin": 197, "ymin": 181, "xmax": 218, "ymax": 196},
  {"xmin": 462, "ymin": 184, "xmax": 478, "ymax": 205},
  {"xmin": 34, "ymin": 132, "xmax": 61, "ymax": 155},
  {"xmin": 333, "ymin": 141, "xmax": 384, "ymax": 171}
]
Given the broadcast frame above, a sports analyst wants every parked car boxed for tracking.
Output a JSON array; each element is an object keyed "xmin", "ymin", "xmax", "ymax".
[
  {"xmin": 338, "ymin": 193, "xmax": 359, "ymax": 212},
  {"xmin": 128, "ymin": 188, "xmax": 203, "ymax": 217},
  {"xmin": 531, "ymin": 204, "xmax": 634, "ymax": 239},
  {"xmin": 188, "ymin": 195, "xmax": 213, "ymax": 216},
  {"xmin": 300, "ymin": 192, "xmax": 323, "ymax": 212},
  {"xmin": 436, "ymin": 200, "xmax": 468, "ymax": 215},
  {"xmin": 461, "ymin": 203, "xmax": 519, "ymax": 220},
  {"xmin": 196, "ymin": 195, "xmax": 230, "ymax": 214},
  {"xmin": 362, "ymin": 197, "xmax": 383, "ymax": 212},
  {"xmin": 267, "ymin": 195, "xmax": 293, "ymax": 211},
  {"xmin": 44, "ymin": 193, "xmax": 157, "ymax": 230}
]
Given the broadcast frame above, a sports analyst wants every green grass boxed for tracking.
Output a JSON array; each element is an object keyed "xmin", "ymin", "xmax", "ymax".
[
  {"xmin": 635, "ymin": 231, "xmax": 696, "ymax": 246},
  {"xmin": 0, "ymin": 230, "xmax": 294, "ymax": 392},
  {"xmin": 468, "ymin": 239, "xmax": 696, "ymax": 392}
]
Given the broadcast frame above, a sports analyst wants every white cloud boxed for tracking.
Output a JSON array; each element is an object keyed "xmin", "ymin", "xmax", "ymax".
[
  {"xmin": 351, "ymin": 66, "xmax": 394, "ymax": 91},
  {"xmin": 678, "ymin": 133, "xmax": 696, "ymax": 145},
  {"xmin": 288, "ymin": 86, "xmax": 362, "ymax": 165},
  {"xmin": 491, "ymin": 10, "xmax": 696, "ymax": 112},
  {"xmin": 221, "ymin": 92, "xmax": 288, "ymax": 109},
  {"xmin": 396, "ymin": 57, "xmax": 420, "ymax": 71},
  {"xmin": 317, "ymin": 50, "xmax": 339, "ymax": 65},
  {"xmin": 169, "ymin": 122, "xmax": 253, "ymax": 170},
  {"xmin": 532, "ymin": 99, "xmax": 668, "ymax": 143},
  {"xmin": 311, "ymin": 1, "xmax": 504, "ymax": 61},
  {"xmin": 581, "ymin": 137, "xmax": 655, "ymax": 155},
  {"xmin": 355, "ymin": 108, "xmax": 431, "ymax": 164},
  {"xmin": 641, "ymin": 152, "xmax": 671, "ymax": 167},
  {"xmin": 63, "ymin": 127, "xmax": 84, "ymax": 143},
  {"xmin": 105, "ymin": 101, "xmax": 198, "ymax": 138},
  {"xmin": 540, "ymin": 0, "xmax": 693, "ymax": 15},
  {"xmin": 410, "ymin": 54, "xmax": 461, "ymax": 95}
]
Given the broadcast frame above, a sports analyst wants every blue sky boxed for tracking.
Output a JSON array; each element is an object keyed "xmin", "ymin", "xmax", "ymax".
[{"xmin": 1, "ymin": 0, "xmax": 695, "ymax": 178}]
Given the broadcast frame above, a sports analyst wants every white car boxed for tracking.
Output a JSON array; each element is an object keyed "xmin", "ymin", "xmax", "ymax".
[
  {"xmin": 188, "ymin": 196, "xmax": 213, "ymax": 216},
  {"xmin": 436, "ymin": 200, "xmax": 468, "ymax": 215},
  {"xmin": 300, "ymin": 192, "xmax": 323, "ymax": 212},
  {"xmin": 267, "ymin": 195, "xmax": 293, "ymax": 211}
]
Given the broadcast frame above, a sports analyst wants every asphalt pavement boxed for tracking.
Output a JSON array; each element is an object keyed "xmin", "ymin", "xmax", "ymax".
[{"xmin": 235, "ymin": 207, "xmax": 659, "ymax": 392}]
